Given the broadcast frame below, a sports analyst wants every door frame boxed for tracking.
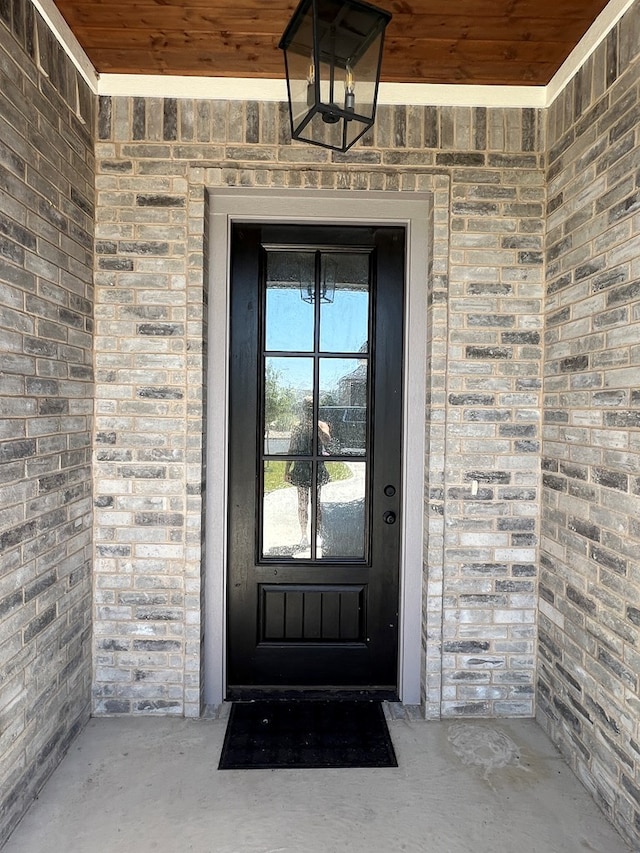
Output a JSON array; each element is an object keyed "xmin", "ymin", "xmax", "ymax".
[{"xmin": 205, "ymin": 188, "xmax": 430, "ymax": 707}]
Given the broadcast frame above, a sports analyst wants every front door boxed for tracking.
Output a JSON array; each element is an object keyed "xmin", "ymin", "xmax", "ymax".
[{"xmin": 227, "ymin": 223, "xmax": 404, "ymax": 698}]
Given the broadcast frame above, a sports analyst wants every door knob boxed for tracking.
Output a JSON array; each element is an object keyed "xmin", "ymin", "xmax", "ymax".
[{"xmin": 383, "ymin": 511, "xmax": 396, "ymax": 525}]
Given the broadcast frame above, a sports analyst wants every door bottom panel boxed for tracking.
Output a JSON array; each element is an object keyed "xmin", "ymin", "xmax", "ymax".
[{"xmin": 260, "ymin": 584, "xmax": 366, "ymax": 642}]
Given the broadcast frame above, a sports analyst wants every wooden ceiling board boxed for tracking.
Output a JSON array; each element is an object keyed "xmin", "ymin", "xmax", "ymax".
[
  {"xmin": 63, "ymin": 10, "xmax": 589, "ymax": 42},
  {"xmin": 53, "ymin": 0, "xmax": 613, "ymax": 86}
]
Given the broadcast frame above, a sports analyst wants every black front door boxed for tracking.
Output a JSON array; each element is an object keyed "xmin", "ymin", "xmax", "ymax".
[{"xmin": 227, "ymin": 223, "xmax": 404, "ymax": 698}]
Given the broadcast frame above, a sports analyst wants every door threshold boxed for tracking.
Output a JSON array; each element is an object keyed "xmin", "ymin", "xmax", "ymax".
[
  {"xmin": 205, "ymin": 698, "xmax": 423, "ymax": 722},
  {"xmin": 226, "ymin": 687, "xmax": 399, "ymax": 702}
]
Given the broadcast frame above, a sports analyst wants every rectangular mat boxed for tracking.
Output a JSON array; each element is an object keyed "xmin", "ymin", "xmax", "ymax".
[{"xmin": 218, "ymin": 700, "xmax": 397, "ymax": 769}]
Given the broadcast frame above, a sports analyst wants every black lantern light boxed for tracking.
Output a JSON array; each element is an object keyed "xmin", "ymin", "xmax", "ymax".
[{"xmin": 279, "ymin": 0, "xmax": 392, "ymax": 153}]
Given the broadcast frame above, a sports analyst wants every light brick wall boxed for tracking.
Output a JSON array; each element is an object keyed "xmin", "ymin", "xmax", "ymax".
[
  {"xmin": 94, "ymin": 99, "xmax": 544, "ymax": 719},
  {"xmin": 443, "ymin": 150, "xmax": 544, "ymax": 716},
  {"xmin": 0, "ymin": 0, "xmax": 95, "ymax": 845},
  {"xmin": 539, "ymin": 3, "xmax": 640, "ymax": 847}
]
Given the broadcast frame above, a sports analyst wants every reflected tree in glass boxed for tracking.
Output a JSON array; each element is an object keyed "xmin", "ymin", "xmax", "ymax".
[
  {"xmin": 264, "ymin": 361, "xmax": 296, "ymax": 455},
  {"xmin": 263, "ymin": 357, "xmax": 313, "ymax": 455}
]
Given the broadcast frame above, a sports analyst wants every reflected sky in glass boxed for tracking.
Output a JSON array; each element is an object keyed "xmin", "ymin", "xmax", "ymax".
[
  {"xmin": 264, "ymin": 250, "xmax": 370, "ymax": 391},
  {"xmin": 320, "ymin": 253, "xmax": 369, "ymax": 353},
  {"xmin": 266, "ymin": 356, "xmax": 313, "ymax": 394},
  {"xmin": 266, "ymin": 250, "xmax": 315, "ymax": 352}
]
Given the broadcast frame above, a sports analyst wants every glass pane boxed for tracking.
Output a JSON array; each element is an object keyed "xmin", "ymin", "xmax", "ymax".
[
  {"xmin": 265, "ymin": 251, "xmax": 315, "ymax": 352},
  {"xmin": 262, "ymin": 461, "xmax": 308, "ymax": 558},
  {"xmin": 319, "ymin": 461, "xmax": 366, "ymax": 559},
  {"xmin": 264, "ymin": 357, "xmax": 313, "ymax": 455},
  {"xmin": 320, "ymin": 253, "xmax": 370, "ymax": 354},
  {"xmin": 319, "ymin": 358, "xmax": 368, "ymax": 456},
  {"xmin": 286, "ymin": 397, "xmax": 333, "ymax": 461},
  {"xmin": 261, "ymin": 460, "xmax": 326, "ymax": 560}
]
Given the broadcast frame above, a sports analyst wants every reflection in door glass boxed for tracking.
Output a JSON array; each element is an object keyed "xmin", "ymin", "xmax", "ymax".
[
  {"xmin": 319, "ymin": 358, "xmax": 368, "ymax": 456},
  {"xmin": 262, "ymin": 461, "xmax": 301, "ymax": 558},
  {"xmin": 319, "ymin": 253, "xmax": 370, "ymax": 354},
  {"xmin": 261, "ymin": 460, "xmax": 328, "ymax": 560},
  {"xmin": 261, "ymin": 246, "xmax": 371, "ymax": 562},
  {"xmin": 265, "ymin": 251, "xmax": 315, "ymax": 352},
  {"xmin": 319, "ymin": 461, "xmax": 366, "ymax": 559},
  {"xmin": 261, "ymin": 460, "xmax": 366, "ymax": 561},
  {"xmin": 263, "ymin": 357, "xmax": 313, "ymax": 455}
]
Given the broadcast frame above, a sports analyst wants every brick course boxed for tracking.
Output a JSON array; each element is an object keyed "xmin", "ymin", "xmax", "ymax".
[{"xmin": 0, "ymin": 0, "xmax": 94, "ymax": 845}]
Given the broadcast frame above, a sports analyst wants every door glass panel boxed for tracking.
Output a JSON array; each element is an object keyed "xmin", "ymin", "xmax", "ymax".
[
  {"xmin": 265, "ymin": 251, "xmax": 315, "ymax": 352},
  {"xmin": 320, "ymin": 253, "xmax": 370, "ymax": 354},
  {"xmin": 263, "ymin": 357, "xmax": 313, "ymax": 455},
  {"xmin": 261, "ymin": 460, "xmax": 366, "ymax": 560},
  {"xmin": 319, "ymin": 461, "xmax": 366, "ymax": 559},
  {"xmin": 319, "ymin": 358, "xmax": 368, "ymax": 456},
  {"xmin": 262, "ymin": 460, "xmax": 305, "ymax": 558},
  {"xmin": 261, "ymin": 458, "xmax": 324, "ymax": 559},
  {"xmin": 261, "ymin": 247, "xmax": 372, "ymax": 562}
]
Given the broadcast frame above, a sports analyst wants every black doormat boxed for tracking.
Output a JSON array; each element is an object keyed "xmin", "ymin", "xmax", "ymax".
[{"xmin": 218, "ymin": 700, "xmax": 397, "ymax": 769}]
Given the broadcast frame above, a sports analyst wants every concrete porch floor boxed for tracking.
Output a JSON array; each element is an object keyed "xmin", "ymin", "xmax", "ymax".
[{"xmin": 3, "ymin": 711, "xmax": 632, "ymax": 853}]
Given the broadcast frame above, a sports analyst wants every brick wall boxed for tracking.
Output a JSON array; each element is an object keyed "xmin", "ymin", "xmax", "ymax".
[
  {"xmin": 0, "ymin": 0, "xmax": 95, "ymax": 845},
  {"xmin": 442, "ymin": 139, "xmax": 544, "ymax": 716},
  {"xmin": 539, "ymin": 3, "xmax": 640, "ymax": 847},
  {"xmin": 94, "ymin": 99, "xmax": 544, "ymax": 719}
]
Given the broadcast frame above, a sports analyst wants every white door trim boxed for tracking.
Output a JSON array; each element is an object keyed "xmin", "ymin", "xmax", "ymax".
[{"xmin": 204, "ymin": 188, "xmax": 430, "ymax": 707}]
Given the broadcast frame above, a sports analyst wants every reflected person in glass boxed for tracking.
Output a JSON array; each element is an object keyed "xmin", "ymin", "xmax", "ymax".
[{"xmin": 284, "ymin": 396, "xmax": 331, "ymax": 550}]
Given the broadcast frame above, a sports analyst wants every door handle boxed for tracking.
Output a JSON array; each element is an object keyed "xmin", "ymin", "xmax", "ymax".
[{"xmin": 383, "ymin": 511, "xmax": 396, "ymax": 525}]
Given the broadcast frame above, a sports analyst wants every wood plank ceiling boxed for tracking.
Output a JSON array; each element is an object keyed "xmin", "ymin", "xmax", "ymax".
[{"xmin": 53, "ymin": 0, "xmax": 612, "ymax": 86}]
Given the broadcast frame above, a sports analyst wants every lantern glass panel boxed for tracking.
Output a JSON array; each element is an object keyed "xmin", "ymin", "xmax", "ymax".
[{"xmin": 284, "ymin": 49, "xmax": 317, "ymax": 129}]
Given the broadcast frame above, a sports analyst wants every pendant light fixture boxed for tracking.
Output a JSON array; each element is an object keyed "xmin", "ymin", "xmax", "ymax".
[{"xmin": 279, "ymin": 0, "xmax": 392, "ymax": 153}]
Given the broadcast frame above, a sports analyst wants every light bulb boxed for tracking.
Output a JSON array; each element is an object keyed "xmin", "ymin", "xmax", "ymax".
[
  {"xmin": 344, "ymin": 64, "xmax": 355, "ymax": 112},
  {"xmin": 307, "ymin": 53, "xmax": 315, "ymax": 108}
]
